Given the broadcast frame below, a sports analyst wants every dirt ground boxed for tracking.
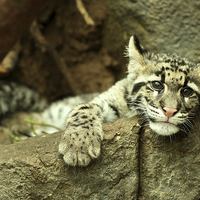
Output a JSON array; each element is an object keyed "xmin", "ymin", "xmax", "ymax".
[{"xmin": 4, "ymin": 0, "xmax": 125, "ymax": 102}]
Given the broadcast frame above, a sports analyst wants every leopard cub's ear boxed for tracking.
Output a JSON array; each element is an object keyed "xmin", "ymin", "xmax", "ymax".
[
  {"xmin": 127, "ymin": 35, "xmax": 147, "ymax": 75},
  {"xmin": 128, "ymin": 35, "xmax": 146, "ymax": 59}
]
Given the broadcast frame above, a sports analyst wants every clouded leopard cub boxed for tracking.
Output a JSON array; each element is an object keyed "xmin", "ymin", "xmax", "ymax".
[{"xmin": 1, "ymin": 36, "xmax": 200, "ymax": 166}]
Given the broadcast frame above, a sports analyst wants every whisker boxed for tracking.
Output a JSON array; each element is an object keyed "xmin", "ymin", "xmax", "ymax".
[
  {"xmin": 169, "ymin": 135, "xmax": 172, "ymax": 144},
  {"xmin": 179, "ymin": 123, "xmax": 191, "ymax": 134},
  {"xmin": 184, "ymin": 120, "xmax": 193, "ymax": 129}
]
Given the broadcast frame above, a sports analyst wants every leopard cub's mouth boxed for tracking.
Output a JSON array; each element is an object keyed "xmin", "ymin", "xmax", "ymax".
[
  {"xmin": 159, "ymin": 120, "xmax": 174, "ymax": 124},
  {"xmin": 149, "ymin": 120, "xmax": 179, "ymax": 136}
]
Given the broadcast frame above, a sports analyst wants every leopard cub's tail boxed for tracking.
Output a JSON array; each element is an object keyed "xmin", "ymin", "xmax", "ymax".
[{"xmin": 0, "ymin": 81, "xmax": 48, "ymax": 116}]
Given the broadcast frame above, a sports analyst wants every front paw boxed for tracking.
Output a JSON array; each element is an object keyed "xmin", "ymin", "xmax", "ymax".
[{"xmin": 59, "ymin": 124, "xmax": 104, "ymax": 166}]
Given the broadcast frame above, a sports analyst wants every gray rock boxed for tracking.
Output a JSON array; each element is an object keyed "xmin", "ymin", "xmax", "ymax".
[
  {"xmin": 139, "ymin": 114, "xmax": 200, "ymax": 200},
  {"xmin": 0, "ymin": 117, "xmax": 140, "ymax": 200},
  {"xmin": 105, "ymin": 0, "xmax": 200, "ymax": 62},
  {"xmin": 1, "ymin": 114, "xmax": 200, "ymax": 199}
]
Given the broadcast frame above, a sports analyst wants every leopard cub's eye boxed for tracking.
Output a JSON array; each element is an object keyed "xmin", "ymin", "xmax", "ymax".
[
  {"xmin": 181, "ymin": 87, "xmax": 194, "ymax": 97},
  {"xmin": 150, "ymin": 81, "xmax": 164, "ymax": 91}
]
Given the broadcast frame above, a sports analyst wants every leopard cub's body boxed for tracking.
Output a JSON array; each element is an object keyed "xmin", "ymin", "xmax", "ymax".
[{"xmin": 1, "ymin": 36, "xmax": 200, "ymax": 166}]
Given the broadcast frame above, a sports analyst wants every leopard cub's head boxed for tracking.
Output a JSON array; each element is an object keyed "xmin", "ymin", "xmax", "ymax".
[{"xmin": 127, "ymin": 35, "xmax": 200, "ymax": 136}]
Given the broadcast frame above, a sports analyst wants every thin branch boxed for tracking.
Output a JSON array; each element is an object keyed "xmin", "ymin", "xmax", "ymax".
[
  {"xmin": 25, "ymin": 119, "xmax": 62, "ymax": 131},
  {"xmin": 76, "ymin": 0, "xmax": 95, "ymax": 26},
  {"xmin": 9, "ymin": 133, "xmax": 22, "ymax": 142}
]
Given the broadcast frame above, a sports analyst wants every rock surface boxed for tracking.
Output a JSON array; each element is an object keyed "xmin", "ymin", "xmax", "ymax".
[
  {"xmin": 0, "ymin": 117, "xmax": 140, "ymax": 200},
  {"xmin": 1, "ymin": 114, "xmax": 200, "ymax": 199},
  {"xmin": 140, "ymin": 114, "xmax": 200, "ymax": 199},
  {"xmin": 105, "ymin": 0, "xmax": 200, "ymax": 63}
]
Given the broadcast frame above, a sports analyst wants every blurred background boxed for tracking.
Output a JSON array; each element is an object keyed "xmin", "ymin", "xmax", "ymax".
[{"xmin": 1, "ymin": 0, "xmax": 200, "ymax": 102}]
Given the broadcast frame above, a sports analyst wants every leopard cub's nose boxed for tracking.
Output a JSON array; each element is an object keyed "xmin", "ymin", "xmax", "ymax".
[{"xmin": 162, "ymin": 107, "xmax": 177, "ymax": 118}]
